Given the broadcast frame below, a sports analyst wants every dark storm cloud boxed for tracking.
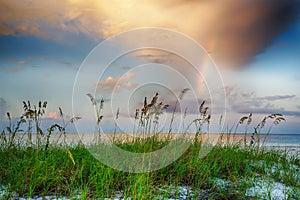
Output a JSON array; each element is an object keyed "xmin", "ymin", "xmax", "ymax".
[{"xmin": 0, "ymin": 0, "xmax": 299, "ymax": 68}]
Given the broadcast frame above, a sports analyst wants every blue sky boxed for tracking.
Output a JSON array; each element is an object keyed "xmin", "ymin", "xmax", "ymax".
[{"xmin": 0, "ymin": 0, "xmax": 300, "ymax": 134}]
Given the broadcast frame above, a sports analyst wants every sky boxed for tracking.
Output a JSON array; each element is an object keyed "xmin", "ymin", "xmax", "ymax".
[{"xmin": 0, "ymin": 0, "xmax": 300, "ymax": 134}]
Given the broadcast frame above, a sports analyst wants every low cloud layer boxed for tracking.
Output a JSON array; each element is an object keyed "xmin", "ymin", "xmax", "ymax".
[
  {"xmin": 225, "ymin": 86, "xmax": 299, "ymax": 117},
  {"xmin": 257, "ymin": 95, "xmax": 296, "ymax": 101},
  {"xmin": 0, "ymin": 0, "xmax": 299, "ymax": 68}
]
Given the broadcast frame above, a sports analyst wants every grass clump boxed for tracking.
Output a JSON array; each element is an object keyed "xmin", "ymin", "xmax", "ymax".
[
  {"xmin": 0, "ymin": 91, "xmax": 299, "ymax": 199},
  {"xmin": 1, "ymin": 140, "xmax": 299, "ymax": 199}
]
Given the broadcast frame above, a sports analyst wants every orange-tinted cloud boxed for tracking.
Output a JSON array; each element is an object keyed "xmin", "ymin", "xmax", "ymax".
[
  {"xmin": 47, "ymin": 111, "xmax": 59, "ymax": 119},
  {"xmin": 18, "ymin": 61, "xmax": 26, "ymax": 64},
  {"xmin": 96, "ymin": 72, "xmax": 137, "ymax": 93},
  {"xmin": 0, "ymin": 0, "xmax": 298, "ymax": 68}
]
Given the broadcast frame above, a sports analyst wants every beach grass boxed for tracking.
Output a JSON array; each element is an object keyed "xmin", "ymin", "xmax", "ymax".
[
  {"xmin": 0, "ymin": 136, "xmax": 299, "ymax": 199},
  {"xmin": 0, "ymin": 94, "xmax": 299, "ymax": 199}
]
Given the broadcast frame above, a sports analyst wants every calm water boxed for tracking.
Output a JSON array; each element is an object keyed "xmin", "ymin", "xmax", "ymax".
[{"xmin": 261, "ymin": 134, "xmax": 300, "ymax": 146}]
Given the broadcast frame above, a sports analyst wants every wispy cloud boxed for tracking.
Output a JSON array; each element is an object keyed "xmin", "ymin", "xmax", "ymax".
[
  {"xmin": 135, "ymin": 50, "xmax": 175, "ymax": 64},
  {"xmin": 50, "ymin": 59, "xmax": 72, "ymax": 66},
  {"xmin": 4, "ymin": 58, "xmax": 28, "ymax": 68},
  {"xmin": 0, "ymin": 0, "xmax": 298, "ymax": 68},
  {"xmin": 5, "ymin": 56, "xmax": 78, "ymax": 71},
  {"xmin": 4, "ymin": 58, "xmax": 17, "ymax": 63},
  {"xmin": 5, "ymin": 66, "xmax": 24, "ymax": 73},
  {"xmin": 5, "ymin": 58, "xmax": 27, "ymax": 65},
  {"xmin": 120, "ymin": 66, "xmax": 132, "ymax": 70},
  {"xmin": 18, "ymin": 60, "xmax": 26, "ymax": 65},
  {"xmin": 50, "ymin": 59, "xmax": 78, "ymax": 71}
]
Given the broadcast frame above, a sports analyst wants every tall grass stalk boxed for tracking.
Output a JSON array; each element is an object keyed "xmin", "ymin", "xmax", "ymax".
[
  {"xmin": 113, "ymin": 108, "xmax": 120, "ymax": 142},
  {"xmin": 168, "ymin": 88, "xmax": 189, "ymax": 136},
  {"xmin": 87, "ymin": 94, "xmax": 104, "ymax": 142}
]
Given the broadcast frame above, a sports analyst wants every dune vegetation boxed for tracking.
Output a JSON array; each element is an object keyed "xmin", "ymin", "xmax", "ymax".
[{"xmin": 0, "ymin": 92, "xmax": 299, "ymax": 199}]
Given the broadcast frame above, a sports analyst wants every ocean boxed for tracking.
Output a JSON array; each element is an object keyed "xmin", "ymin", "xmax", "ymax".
[
  {"xmin": 3, "ymin": 133, "xmax": 300, "ymax": 148},
  {"xmin": 261, "ymin": 134, "xmax": 300, "ymax": 147}
]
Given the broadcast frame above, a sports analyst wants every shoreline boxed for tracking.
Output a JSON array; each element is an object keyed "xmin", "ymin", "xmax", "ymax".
[{"xmin": 3, "ymin": 132, "xmax": 300, "ymax": 146}]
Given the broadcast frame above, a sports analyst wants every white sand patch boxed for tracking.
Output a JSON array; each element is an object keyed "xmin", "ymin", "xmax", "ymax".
[{"xmin": 245, "ymin": 177, "xmax": 293, "ymax": 200}]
